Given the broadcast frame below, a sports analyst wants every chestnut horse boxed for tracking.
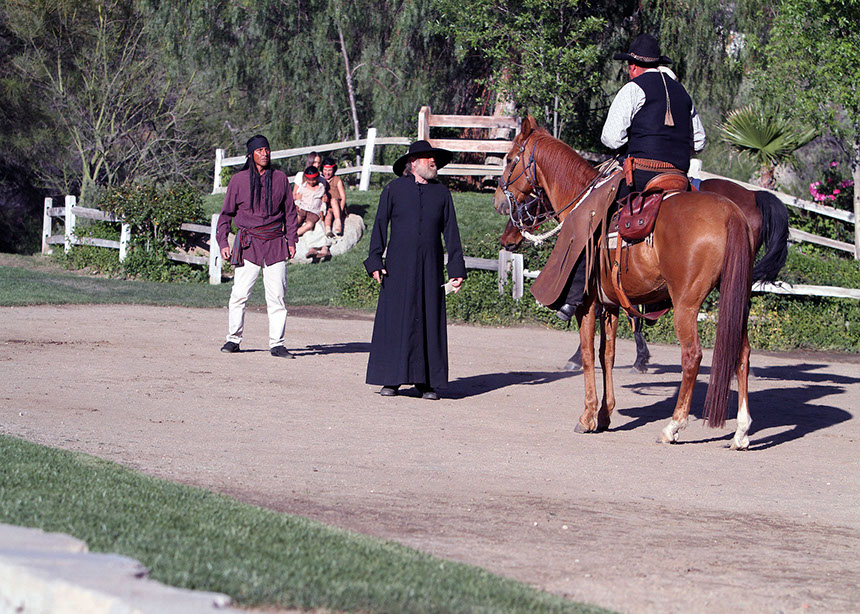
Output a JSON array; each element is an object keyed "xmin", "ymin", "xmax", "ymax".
[
  {"xmin": 499, "ymin": 174, "xmax": 788, "ymax": 375},
  {"xmin": 494, "ymin": 117, "xmax": 767, "ymax": 449}
]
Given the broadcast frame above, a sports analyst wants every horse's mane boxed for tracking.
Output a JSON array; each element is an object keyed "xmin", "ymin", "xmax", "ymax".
[{"xmin": 526, "ymin": 127, "xmax": 599, "ymax": 195}]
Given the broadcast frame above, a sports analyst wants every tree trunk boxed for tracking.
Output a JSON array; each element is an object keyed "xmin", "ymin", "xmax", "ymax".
[
  {"xmin": 758, "ymin": 164, "xmax": 776, "ymax": 190},
  {"xmin": 337, "ymin": 23, "xmax": 362, "ymax": 168}
]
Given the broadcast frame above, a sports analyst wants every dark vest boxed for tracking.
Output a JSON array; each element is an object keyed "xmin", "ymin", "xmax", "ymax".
[{"xmin": 627, "ymin": 71, "xmax": 694, "ymax": 172}]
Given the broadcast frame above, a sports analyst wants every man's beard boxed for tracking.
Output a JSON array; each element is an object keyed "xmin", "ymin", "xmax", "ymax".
[{"xmin": 414, "ymin": 164, "xmax": 438, "ymax": 181}]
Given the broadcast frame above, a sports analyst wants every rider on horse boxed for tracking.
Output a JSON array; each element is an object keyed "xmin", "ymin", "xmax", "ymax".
[{"xmin": 554, "ymin": 33, "xmax": 706, "ymax": 322}]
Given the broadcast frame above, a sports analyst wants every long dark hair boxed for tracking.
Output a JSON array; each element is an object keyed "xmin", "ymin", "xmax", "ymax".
[{"xmin": 243, "ymin": 136, "xmax": 274, "ymax": 215}]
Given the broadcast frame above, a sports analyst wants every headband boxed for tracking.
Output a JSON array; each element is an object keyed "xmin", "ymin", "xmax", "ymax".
[
  {"xmin": 304, "ymin": 171, "xmax": 320, "ymax": 179},
  {"xmin": 246, "ymin": 135, "xmax": 270, "ymax": 156}
]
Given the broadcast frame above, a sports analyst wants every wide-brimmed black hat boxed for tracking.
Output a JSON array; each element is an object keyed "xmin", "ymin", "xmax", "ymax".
[
  {"xmin": 392, "ymin": 140, "xmax": 454, "ymax": 176},
  {"xmin": 613, "ymin": 34, "xmax": 672, "ymax": 66}
]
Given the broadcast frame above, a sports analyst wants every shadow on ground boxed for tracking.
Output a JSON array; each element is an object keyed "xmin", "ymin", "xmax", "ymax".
[{"xmin": 613, "ymin": 361, "xmax": 856, "ymax": 449}]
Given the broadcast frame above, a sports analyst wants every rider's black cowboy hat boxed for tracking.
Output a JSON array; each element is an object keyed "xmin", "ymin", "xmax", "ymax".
[
  {"xmin": 393, "ymin": 140, "xmax": 454, "ymax": 176},
  {"xmin": 613, "ymin": 34, "xmax": 673, "ymax": 66}
]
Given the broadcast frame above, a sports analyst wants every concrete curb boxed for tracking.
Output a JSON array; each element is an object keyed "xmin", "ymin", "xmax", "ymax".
[{"xmin": 0, "ymin": 524, "xmax": 242, "ymax": 613}]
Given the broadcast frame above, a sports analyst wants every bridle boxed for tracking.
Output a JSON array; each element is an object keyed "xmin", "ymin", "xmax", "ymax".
[
  {"xmin": 499, "ymin": 138, "xmax": 554, "ymax": 232},
  {"xmin": 499, "ymin": 135, "xmax": 620, "ymax": 244}
]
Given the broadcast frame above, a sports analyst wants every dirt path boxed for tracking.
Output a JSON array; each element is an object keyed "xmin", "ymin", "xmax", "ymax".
[{"xmin": 2, "ymin": 304, "xmax": 858, "ymax": 614}]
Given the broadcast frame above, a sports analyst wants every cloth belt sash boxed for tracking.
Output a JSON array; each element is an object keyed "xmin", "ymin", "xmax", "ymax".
[
  {"xmin": 530, "ymin": 172, "xmax": 624, "ymax": 307},
  {"xmin": 231, "ymin": 219, "xmax": 285, "ymax": 267}
]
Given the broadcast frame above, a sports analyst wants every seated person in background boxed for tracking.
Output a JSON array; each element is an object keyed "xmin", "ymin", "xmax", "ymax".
[
  {"xmin": 295, "ymin": 166, "xmax": 326, "ymax": 240},
  {"xmin": 293, "ymin": 152, "xmax": 328, "ymax": 199},
  {"xmin": 321, "ymin": 157, "xmax": 347, "ymax": 236}
]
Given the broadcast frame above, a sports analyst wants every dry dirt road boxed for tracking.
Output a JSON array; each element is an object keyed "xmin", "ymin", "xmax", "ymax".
[{"xmin": 2, "ymin": 304, "xmax": 858, "ymax": 614}]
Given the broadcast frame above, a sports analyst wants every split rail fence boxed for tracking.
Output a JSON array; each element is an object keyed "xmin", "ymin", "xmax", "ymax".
[
  {"xmin": 41, "ymin": 195, "xmax": 224, "ymax": 284},
  {"xmin": 212, "ymin": 106, "xmax": 520, "ymax": 193}
]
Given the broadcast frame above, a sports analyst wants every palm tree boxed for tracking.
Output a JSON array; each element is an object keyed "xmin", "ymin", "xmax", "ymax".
[{"xmin": 719, "ymin": 105, "xmax": 816, "ymax": 189}]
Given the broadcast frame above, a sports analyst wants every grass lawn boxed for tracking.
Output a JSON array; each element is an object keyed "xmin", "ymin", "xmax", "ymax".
[{"xmin": 0, "ymin": 435, "xmax": 611, "ymax": 614}]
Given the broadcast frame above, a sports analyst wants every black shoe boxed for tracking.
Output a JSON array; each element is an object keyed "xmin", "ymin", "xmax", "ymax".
[
  {"xmin": 270, "ymin": 346, "xmax": 295, "ymax": 358},
  {"xmin": 555, "ymin": 303, "xmax": 578, "ymax": 322},
  {"xmin": 221, "ymin": 341, "xmax": 240, "ymax": 353},
  {"xmin": 416, "ymin": 385, "xmax": 439, "ymax": 400},
  {"xmin": 379, "ymin": 386, "xmax": 399, "ymax": 397}
]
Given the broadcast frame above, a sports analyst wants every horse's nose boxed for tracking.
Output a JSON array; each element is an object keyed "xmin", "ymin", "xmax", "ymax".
[{"xmin": 494, "ymin": 195, "xmax": 510, "ymax": 215}]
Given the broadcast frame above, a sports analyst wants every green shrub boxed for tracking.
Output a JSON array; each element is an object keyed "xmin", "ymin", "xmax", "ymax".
[
  {"xmin": 54, "ymin": 221, "xmax": 124, "ymax": 276},
  {"xmin": 779, "ymin": 246, "xmax": 860, "ymax": 285},
  {"xmin": 99, "ymin": 183, "xmax": 204, "ymax": 250},
  {"xmin": 56, "ymin": 185, "xmax": 208, "ymax": 283},
  {"xmin": 338, "ymin": 264, "xmax": 381, "ymax": 309},
  {"xmin": 340, "ymin": 234, "xmax": 858, "ymax": 353}
]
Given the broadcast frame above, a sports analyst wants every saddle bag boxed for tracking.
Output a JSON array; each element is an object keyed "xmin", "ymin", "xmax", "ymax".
[{"xmin": 617, "ymin": 188, "xmax": 665, "ymax": 242}]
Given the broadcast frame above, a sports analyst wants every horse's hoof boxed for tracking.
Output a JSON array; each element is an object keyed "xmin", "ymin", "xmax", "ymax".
[
  {"xmin": 596, "ymin": 423, "xmax": 610, "ymax": 433},
  {"xmin": 730, "ymin": 438, "xmax": 750, "ymax": 451},
  {"xmin": 630, "ymin": 365, "xmax": 648, "ymax": 374},
  {"xmin": 574, "ymin": 422, "xmax": 594, "ymax": 434},
  {"xmin": 657, "ymin": 430, "xmax": 680, "ymax": 444}
]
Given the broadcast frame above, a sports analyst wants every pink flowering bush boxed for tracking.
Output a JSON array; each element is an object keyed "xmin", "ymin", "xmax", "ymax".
[
  {"xmin": 793, "ymin": 161, "xmax": 854, "ymax": 250},
  {"xmin": 808, "ymin": 161, "xmax": 854, "ymax": 210}
]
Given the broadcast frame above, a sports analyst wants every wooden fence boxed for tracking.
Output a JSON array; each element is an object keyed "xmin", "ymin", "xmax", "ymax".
[
  {"xmin": 488, "ymin": 249, "xmax": 860, "ymax": 301},
  {"xmin": 41, "ymin": 196, "xmax": 224, "ymax": 284},
  {"xmin": 212, "ymin": 129, "xmax": 411, "ymax": 194},
  {"xmin": 417, "ymin": 106, "xmax": 521, "ymax": 177},
  {"xmin": 68, "ymin": 105, "xmax": 854, "ymax": 293},
  {"xmin": 41, "ymin": 193, "xmax": 857, "ymax": 300},
  {"xmin": 213, "ymin": 107, "xmax": 521, "ymax": 193},
  {"xmin": 693, "ymin": 165, "xmax": 857, "ymax": 256}
]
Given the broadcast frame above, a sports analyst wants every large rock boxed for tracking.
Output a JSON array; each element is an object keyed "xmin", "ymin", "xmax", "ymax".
[{"xmin": 293, "ymin": 213, "xmax": 365, "ymax": 263}]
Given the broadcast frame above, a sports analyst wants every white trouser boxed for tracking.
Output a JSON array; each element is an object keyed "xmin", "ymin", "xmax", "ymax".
[{"xmin": 226, "ymin": 260, "xmax": 287, "ymax": 348}]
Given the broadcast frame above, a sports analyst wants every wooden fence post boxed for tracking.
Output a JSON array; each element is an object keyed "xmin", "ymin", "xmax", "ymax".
[
  {"xmin": 417, "ymin": 106, "xmax": 430, "ymax": 142},
  {"xmin": 497, "ymin": 249, "xmax": 511, "ymax": 295},
  {"xmin": 359, "ymin": 128, "xmax": 376, "ymax": 191},
  {"xmin": 213, "ymin": 148, "xmax": 225, "ymax": 194},
  {"xmin": 119, "ymin": 224, "xmax": 131, "ymax": 261},
  {"xmin": 42, "ymin": 198, "xmax": 53, "ymax": 255},
  {"xmin": 511, "ymin": 253, "xmax": 524, "ymax": 300},
  {"xmin": 209, "ymin": 213, "xmax": 222, "ymax": 284},
  {"xmin": 64, "ymin": 195, "xmax": 76, "ymax": 253}
]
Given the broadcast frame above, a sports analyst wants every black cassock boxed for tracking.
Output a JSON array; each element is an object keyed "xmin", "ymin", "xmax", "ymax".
[{"xmin": 364, "ymin": 175, "xmax": 466, "ymax": 389}]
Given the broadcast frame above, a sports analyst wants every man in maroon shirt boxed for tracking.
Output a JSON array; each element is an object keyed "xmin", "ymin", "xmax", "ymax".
[{"xmin": 217, "ymin": 135, "xmax": 300, "ymax": 358}]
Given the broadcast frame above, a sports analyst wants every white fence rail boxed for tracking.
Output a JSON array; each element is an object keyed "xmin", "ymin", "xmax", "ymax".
[
  {"xmin": 40, "ymin": 195, "xmax": 857, "ymax": 301},
  {"xmin": 695, "ymin": 168, "xmax": 856, "ymax": 256},
  {"xmin": 213, "ymin": 108, "xmax": 520, "ymax": 194},
  {"xmin": 213, "ymin": 129, "xmax": 411, "ymax": 194},
  {"xmin": 480, "ymin": 250, "xmax": 860, "ymax": 302},
  {"xmin": 41, "ymin": 197, "xmax": 223, "ymax": 284}
]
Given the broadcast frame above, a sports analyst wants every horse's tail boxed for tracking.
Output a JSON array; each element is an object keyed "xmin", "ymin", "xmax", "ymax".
[
  {"xmin": 703, "ymin": 213, "xmax": 753, "ymax": 429},
  {"xmin": 752, "ymin": 190, "xmax": 789, "ymax": 282}
]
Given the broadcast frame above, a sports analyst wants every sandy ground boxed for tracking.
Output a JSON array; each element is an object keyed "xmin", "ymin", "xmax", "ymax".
[{"xmin": 1, "ymin": 303, "xmax": 858, "ymax": 614}]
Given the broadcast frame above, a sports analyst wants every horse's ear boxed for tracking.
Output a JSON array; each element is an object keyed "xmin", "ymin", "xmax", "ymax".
[{"xmin": 521, "ymin": 115, "xmax": 536, "ymax": 137}]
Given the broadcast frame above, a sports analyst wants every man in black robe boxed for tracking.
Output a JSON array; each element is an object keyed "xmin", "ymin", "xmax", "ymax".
[{"xmin": 364, "ymin": 140, "xmax": 466, "ymax": 400}]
